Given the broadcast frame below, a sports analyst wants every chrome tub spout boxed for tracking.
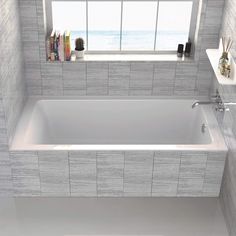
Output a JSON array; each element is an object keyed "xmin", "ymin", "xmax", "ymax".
[{"xmin": 192, "ymin": 101, "xmax": 214, "ymax": 109}]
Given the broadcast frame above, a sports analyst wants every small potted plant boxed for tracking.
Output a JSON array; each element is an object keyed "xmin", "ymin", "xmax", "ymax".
[{"xmin": 75, "ymin": 37, "xmax": 85, "ymax": 58}]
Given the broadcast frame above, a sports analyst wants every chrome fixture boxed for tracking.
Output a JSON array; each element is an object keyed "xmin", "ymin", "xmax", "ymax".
[
  {"xmin": 192, "ymin": 91, "xmax": 223, "ymax": 109},
  {"xmin": 192, "ymin": 90, "xmax": 236, "ymax": 112},
  {"xmin": 192, "ymin": 101, "xmax": 217, "ymax": 108}
]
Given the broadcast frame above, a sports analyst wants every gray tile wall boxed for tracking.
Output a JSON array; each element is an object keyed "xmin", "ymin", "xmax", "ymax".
[
  {"xmin": 0, "ymin": 0, "xmax": 229, "ymax": 201},
  {"xmin": 0, "ymin": 0, "xmax": 26, "ymax": 195},
  {"xmin": 97, "ymin": 151, "xmax": 124, "ymax": 197},
  {"xmin": 8, "ymin": 150, "xmax": 226, "ymax": 197},
  {"xmin": 178, "ymin": 152, "xmax": 208, "ymax": 196},
  {"xmin": 38, "ymin": 151, "xmax": 70, "ymax": 196},
  {"xmin": 217, "ymin": 99, "xmax": 236, "ymax": 236},
  {"xmin": 19, "ymin": 0, "xmax": 225, "ymax": 97},
  {"xmin": 152, "ymin": 151, "xmax": 180, "ymax": 196},
  {"xmin": 69, "ymin": 151, "xmax": 97, "ymax": 196},
  {"xmin": 10, "ymin": 151, "xmax": 40, "ymax": 196},
  {"xmin": 124, "ymin": 151, "xmax": 153, "ymax": 196},
  {"xmin": 218, "ymin": 0, "xmax": 236, "ymax": 235}
]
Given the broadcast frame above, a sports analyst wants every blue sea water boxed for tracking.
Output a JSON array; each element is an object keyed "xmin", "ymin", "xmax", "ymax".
[{"xmin": 71, "ymin": 31, "xmax": 188, "ymax": 51}]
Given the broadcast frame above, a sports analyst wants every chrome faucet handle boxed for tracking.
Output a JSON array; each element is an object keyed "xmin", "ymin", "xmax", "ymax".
[
  {"xmin": 215, "ymin": 107, "xmax": 230, "ymax": 112},
  {"xmin": 215, "ymin": 102, "xmax": 230, "ymax": 112},
  {"xmin": 215, "ymin": 107, "xmax": 228, "ymax": 112}
]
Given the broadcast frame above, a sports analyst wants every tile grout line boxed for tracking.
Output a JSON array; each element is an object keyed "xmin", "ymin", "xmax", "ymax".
[
  {"xmin": 37, "ymin": 151, "xmax": 42, "ymax": 196},
  {"xmin": 96, "ymin": 151, "xmax": 98, "ymax": 198},
  {"xmin": 150, "ymin": 151, "xmax": 155, "ymax": 196},
  {"xmin": 122, "ymin": 151, "xmax": 125, "ymax": 197},
  {"xmin": 202, "ymin": 151, "xmax": 209, "ymax": 196},
  {"xmin": 67, "ymin": 151, "xmax": 71, "ymax": 196},
  {"xmin": 123, "ymin": 151, "xmax": 126, "ymax": 196},
  {"xmin": 151, "ymin": 63, "xmax": 155, "ymax": 96},
  {"xmin": 85, "ymin": 62, "xmax": 88, "ymax": 95},
  {"xmin": 176, "ymin": 151, "xmax": 182, "ymax": 196},
  {"xmin": 128, "ymin": 63, "xmax": 132, "ymax": 96},
  {"xmin": 107, "ymin": 63, "xmax": 110, "ymax": 95}
]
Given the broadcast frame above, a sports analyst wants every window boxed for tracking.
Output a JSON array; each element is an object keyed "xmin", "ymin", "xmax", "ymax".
[
  {"xmin": 88, "ymin": 1, "xmax": 121, "ymax": 50},
  {"xmin": 122, "ymin": 1, "xmax": 157, "ymax": 50},
  {"xmin": 49, "ymin": 0, "xmax": 198, "ymax": 53},
  {"xmin": 156, "ymin": 2, "xmax": 193, "ymax": 50}
]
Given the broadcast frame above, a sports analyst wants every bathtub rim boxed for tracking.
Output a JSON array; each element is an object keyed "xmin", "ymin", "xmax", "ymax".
[{"xmin": 10, "ymin": 96, "xmax": 228, "ymax": 152}]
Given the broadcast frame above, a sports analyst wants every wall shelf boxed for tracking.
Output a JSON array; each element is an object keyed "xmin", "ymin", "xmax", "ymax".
[
  {"xmin": 206, "ymin": 49, "xmax": 236, "ymax": 85},
  {"xmin": 46, "ymin": 54, "xmax": 194, "ymax": 63}
]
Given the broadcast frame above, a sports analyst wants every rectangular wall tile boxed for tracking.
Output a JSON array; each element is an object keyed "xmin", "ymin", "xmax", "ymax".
[
  {"xmin": 220, "ymin": 157, "xmax": 236, "ymax": 236},
  {"xmin": 23, "ymin": 42, "xmax": 40, "ymax": 63},
  {"xmin": 129, "ymin": 63, "xmax": 153, "ymax": 96},
  {"xmin": 69, "ymin": 151, "xmax": 96, "ymax": 196},
  {"xmin": 153, "ymin": 62, "xmax": 176, "ymax": 96},
  {"xmin": 87, "ymin": 62, "xmax": 108, "ymax": 95},
  {"xmin": 124, "ymin": 151, "xmax": 153, "ymax": 196},
  {"xmin": 26, "ymin": 78, "xmax": 42, "ymax": 96},
  {"xmin": 108, "ymin": 63, "xmax": 130, "ymax": 95},
  {"xmin": 178, "ymin": 152, "xmax": 207, "ymax": 196},
  {"xmin": 0, "ymin": 152, "xmax": 13, "ymax": 196},
  {"xmin": 152, "ymin": 151, "xmax": 181, "ymax": 196},
  {"xmin": 174, "ymin": 62, "xmax": 198, "ymax": 96},
  {"xmin": 63, "ymin": 63, "xmax": 86, "ymax": 95},
  {"xmin": 38, "ymin": 151, "xmax": 70, "ymax": 196},
  {"xmin": 41, "ymin": 63, "xmax": 63, "ymax": 96},
  {"xmin": 10, "ymin": 151, "xmax": 40, "ymax": 196},
  {"xmin": 0, "ymin": 128, "xmax": 9, "ymax": 152},
  {"xmin": 97, "ymin": 151, "xmax": 124, "ymax": 197},
  {"xmin": 203, "ymin": 152, "xmax": 226, "ymax": 196}
]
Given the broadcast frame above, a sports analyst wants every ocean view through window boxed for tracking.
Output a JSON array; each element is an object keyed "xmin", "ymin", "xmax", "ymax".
[{"xmin": 51, "ymin": 0, "xmax": 196, "ymax": 52}]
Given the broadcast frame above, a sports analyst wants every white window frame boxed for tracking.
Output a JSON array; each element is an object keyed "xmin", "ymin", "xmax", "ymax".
[{"xmin": 45, "ymin": 0, "xmax": 199, "ymax": 54}]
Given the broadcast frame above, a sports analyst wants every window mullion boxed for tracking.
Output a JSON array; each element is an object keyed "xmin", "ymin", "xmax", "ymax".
[
  {"xmin": 86, "ymin": 0, "xmax": 89, "ymax": 51},
  {"xmin": 154, "ymin": 0, "xmax": 159, "ymax": 51},
  {"xmin": 120, "ymin": 0, "xmax": 123, "ymax": 51}
]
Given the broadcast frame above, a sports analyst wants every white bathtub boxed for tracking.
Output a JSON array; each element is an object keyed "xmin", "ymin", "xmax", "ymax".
[{"xmin": 11, "ymin": 97, "xmax": 227, "ymax": 151}]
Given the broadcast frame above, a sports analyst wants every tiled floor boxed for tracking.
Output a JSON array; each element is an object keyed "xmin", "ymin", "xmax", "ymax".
[{"xmin": 0, "ymin": 197, "xmax": 228, "ymax": 236}]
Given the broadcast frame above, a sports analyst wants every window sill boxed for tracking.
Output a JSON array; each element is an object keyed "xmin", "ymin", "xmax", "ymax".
[{"xmin": 47, "ymin": 54, "xmax": 195, "ymax": 63}]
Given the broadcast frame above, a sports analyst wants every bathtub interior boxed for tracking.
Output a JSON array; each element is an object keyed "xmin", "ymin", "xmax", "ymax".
[{"xmin": 11, "ymin": 99, "xmax": 215, "ymax": 148}]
